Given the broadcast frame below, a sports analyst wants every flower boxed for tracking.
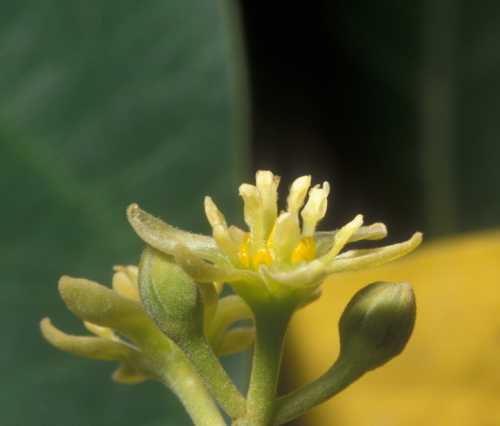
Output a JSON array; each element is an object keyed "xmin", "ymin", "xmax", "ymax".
[
  {"xmin": 41, "ymin": 265, "xmax": 254, "ymax": 384},
  {"xmin": 127, "ymin": 170, "xmax": 422, "ymax": 307}
]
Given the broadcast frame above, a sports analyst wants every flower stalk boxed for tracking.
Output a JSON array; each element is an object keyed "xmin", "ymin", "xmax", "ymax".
[{"xmin": 244, "ymin": 308, "xmax": 291, "ymax": 426}]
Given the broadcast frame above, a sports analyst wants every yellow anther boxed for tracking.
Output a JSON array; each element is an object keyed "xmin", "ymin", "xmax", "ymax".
[
  {"xmin": 291, "ymin": 237, "xmax": 317, "ymax": 264},
  {"xmin": 238, "ymin": 234, "xmax": 251, "ymax": 268},
  {"xmin": 252, "ymin": 248, "xmax": 273, "ymax": 269}
]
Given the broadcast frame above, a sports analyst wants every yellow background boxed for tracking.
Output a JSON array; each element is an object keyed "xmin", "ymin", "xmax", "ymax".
[{"xmin": 286, "ymin": 230, "xmax": 500, "ymax": 426}]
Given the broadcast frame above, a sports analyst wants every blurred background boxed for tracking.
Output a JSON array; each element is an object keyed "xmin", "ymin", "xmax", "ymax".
[{"xmin": 1, "ymin": 1, "xmax": 499, "ymax": 425}]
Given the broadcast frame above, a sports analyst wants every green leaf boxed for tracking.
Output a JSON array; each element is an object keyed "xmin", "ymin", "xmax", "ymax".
[{"xmin": 0, "ymin": 1, "xmax": 246, "ymax": 425}]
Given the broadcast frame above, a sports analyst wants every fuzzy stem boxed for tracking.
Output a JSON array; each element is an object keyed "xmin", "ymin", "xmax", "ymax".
[
  {"xmin": 273, "ymin": 357, "xmax": 362, "ymax": 425},
  {"xmin": 160, "ymin": 344, "xmax": 228, "ymax": 426},
  {"xmin": 182, "ymin": 335, "xmax": 247, "ymax": 420},
  {"xmin": 244, "ymin": 309, "xmax": 291, "ymax": 426}
]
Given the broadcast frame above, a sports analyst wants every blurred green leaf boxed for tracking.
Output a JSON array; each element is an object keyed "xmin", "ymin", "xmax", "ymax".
[{"xmin": 0, "ymin": 1, "xmax": 245, "ymax": 425}]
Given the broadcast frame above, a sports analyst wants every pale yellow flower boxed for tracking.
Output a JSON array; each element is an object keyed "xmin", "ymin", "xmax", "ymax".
[{"xmin": 128, "ymin": 170, "xmax": 422, "ymax": 305}]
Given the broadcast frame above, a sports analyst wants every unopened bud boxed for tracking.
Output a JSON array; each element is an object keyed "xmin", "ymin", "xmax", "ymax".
[
  {"xmin": 139, "ymin": 246, "xmax": 205, "ymax": 344},
  {"xmin": 339, "ymin": 281, "xmax": 416, "ymax": 373}
]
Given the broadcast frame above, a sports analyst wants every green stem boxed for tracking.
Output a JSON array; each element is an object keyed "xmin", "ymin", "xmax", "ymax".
[
  {"xmin": 244, "ymin": 310, "xmax": 291, "ymax": 426},
  {"xmin": 160, "ymin": 344, "xmax": 228, "ymax": 426},
  {"xmin": 183, "ymin": 335, "xmax": 247, "ymax": 420},
  {"xmin": 273, "ymin": 357, "xmax": 362, "ymax": 425}
]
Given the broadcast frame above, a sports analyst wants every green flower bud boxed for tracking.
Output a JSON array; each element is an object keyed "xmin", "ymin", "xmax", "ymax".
[
  {"xmin": 139, "ymin": 246, "xmax": 205, "ymax": 344},
  {"xmin": 273, "ymin": 281, "xmax": 416, "ymax": 425},
  {"xmin": 139, "ymin": 245, "xmax": 246, "ymax": 417},
  {"xmin": 339, "ymin": 281, "xmax": 416, "ymax": 373}
]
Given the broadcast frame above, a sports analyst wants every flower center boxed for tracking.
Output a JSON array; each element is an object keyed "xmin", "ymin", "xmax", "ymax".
[
  {"xmin": 291, "ymin": 237, "xmax": 317, "ymax": 264},
  {"xmin": 238, "ymin": 233, "xmax": 317, "ymax": 270}
]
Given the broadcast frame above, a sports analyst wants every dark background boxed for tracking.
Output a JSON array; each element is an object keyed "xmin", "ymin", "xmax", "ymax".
[{"xmin": 242, "ymin": 0, "xmax": 500, "ymax": 239}]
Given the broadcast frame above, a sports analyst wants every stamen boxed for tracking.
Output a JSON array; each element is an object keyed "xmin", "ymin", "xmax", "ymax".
[
  {"xmin": 213, "ymin": 224, "xmax": 240, "ymax": 264},
  {"xmin": 321, "ymin": 214, "xmax": 364, "ymax": 263},
  {"xmin": 228, "ymin": 225, "xmax": 246, "ymax": 246},
  {"xmin": 239, "ymin": 183, "xmax": 265, "ymax": 243},
  {"xmin": 256, "ymin": 171, "xmax": 280, "ymax": 237},
  {"xmin": 291, "ymin": 237, "xmax": 317, "ymax": 264},
  {"xmin": 204, "ymin": 196, "xmax": 240, "ymax": 263},
  {"xmin": 84, "ymin": 322, "xmax": 116, "ymax": 340},
  {"xmin": 287, "ymin": 175, "xmax": 311, "ymax": 214},
  {"xmin": 204, "ymin": 196, "xmax": 228, "ymax": 228},
  {"xmin": 252, "ymin": 248, "xmax": 273, "ymax": 269},
  {"xmin": 301, "ymin": 182, "xmax": 331, "ymax": 236},
  {"xmin": 238, "ymin": 234, "xmax": 251, "ymax": 268},
  {"xmin": 112, "ymin": 270, "xmax": 140, "ymax": 301}
]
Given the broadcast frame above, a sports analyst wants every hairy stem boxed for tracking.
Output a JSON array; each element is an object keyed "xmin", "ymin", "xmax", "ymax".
[
  {"xmin": 244, "ymin": 310, "xmax": 291, "ymax": 426},
  {"xmin": 182, "ymin": 335, "xmax": 247, "ymax": 420},
  {"xmin": 161, "ymin": 344, "xmax": 228, "ymax": 426},
  {"xmin": 273, "ymin": 357, "xmax": 362, "ymax": 425}
]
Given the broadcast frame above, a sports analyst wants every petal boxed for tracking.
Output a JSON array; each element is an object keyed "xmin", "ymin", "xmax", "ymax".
[
  {"xmin": 216, "ymin": 327, "xmax": 255, "ymax": 357},
  {"xmin": 40, "ymin": 318, "xmax": 134, "ymax": 361},
  {"xmin": 204, "ymin": 196, "xmax": 228, "ymax": 228},
  {"xmin": 173, "ymin": 243, "xmax": 258, "ymax": 285},
  {"xmin": 119, "ymin": 265, "xmax": 139, "ymax": 282},
  {"xmin": 315, "ymin": 222, "xmax": 388, "ymax": 256},
  {"xmin": 112, "ymin": 364, "xmax": 150, "ymax": 384},
  {"xmin": 58, "ymin": 275, "xmax": 157, "ymax": 346},
  {"xmin": 207, "ymin": 295, "xmax": 253, "ymax": 346},
  {"xmin": 228, "ymin": 225, "xmax": 246, "ymax": 246},
  {"xmin": 127, "ymin": 203, "xmax": 221, "ymax": 263},
  {"xmin": 327, "ymin": 232, "xmax": 423, "ymax": 273},
  {"xmin": 173, "ymin": 243, "xmax": 234, "ymax": 283},
  {"xmin": 239, "ymin": 183, "xmax": 265, "ymax": 243},
  {"xmin": 112, "ymin": 268, "xmax": 140, "ymax": 301},
  {"xmin": 213, "ymin": 224, "xmax": 240, "ymax": 264},
  {"xmin": 83, "ymin": 322, "xmax": 116, "ymax": 340},
  {"xmin": 203, "ymin": 197, "xmax": 241, "ymax": 263}
]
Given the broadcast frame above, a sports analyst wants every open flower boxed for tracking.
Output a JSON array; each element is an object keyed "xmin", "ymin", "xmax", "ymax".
[{"xmin": 128, "ymin": 171, "xmax": 422, "ymax": 307}]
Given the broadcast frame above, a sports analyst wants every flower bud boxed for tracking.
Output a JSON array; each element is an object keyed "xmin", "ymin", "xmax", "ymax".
[
  {"xmin": 338, "ymin": 281, "xmax": 416, "ymax": 373},
  {"xmin": 139, "ymin": 246, "xmax": 204, "ymax": 344}
]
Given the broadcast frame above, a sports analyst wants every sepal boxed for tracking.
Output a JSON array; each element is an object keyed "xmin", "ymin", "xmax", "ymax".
[
  {"xmin": 40, "ymin": 318, "xmax": 134, "ymax": 361},
  {"xmin": 58, "ymin": 276, "xmax": 154, "ymax": 346},
  {"xmin": 112, "ymin": 364, "xmax": 150, "ymax": 384}
]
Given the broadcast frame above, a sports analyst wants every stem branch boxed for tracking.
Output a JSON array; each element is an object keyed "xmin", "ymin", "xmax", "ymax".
[
  {"xmin": 161, "ymin": 344, "xmax": 228, "ymax": 426},
  {"xmin": 273, "ymin": 357, "xmax": 362, "ymax": 425}
]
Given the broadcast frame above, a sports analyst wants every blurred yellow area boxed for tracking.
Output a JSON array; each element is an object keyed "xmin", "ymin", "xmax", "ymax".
[{"xmin": 285, "ymin": 230, "xmax": 500, "ymax": 426}]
